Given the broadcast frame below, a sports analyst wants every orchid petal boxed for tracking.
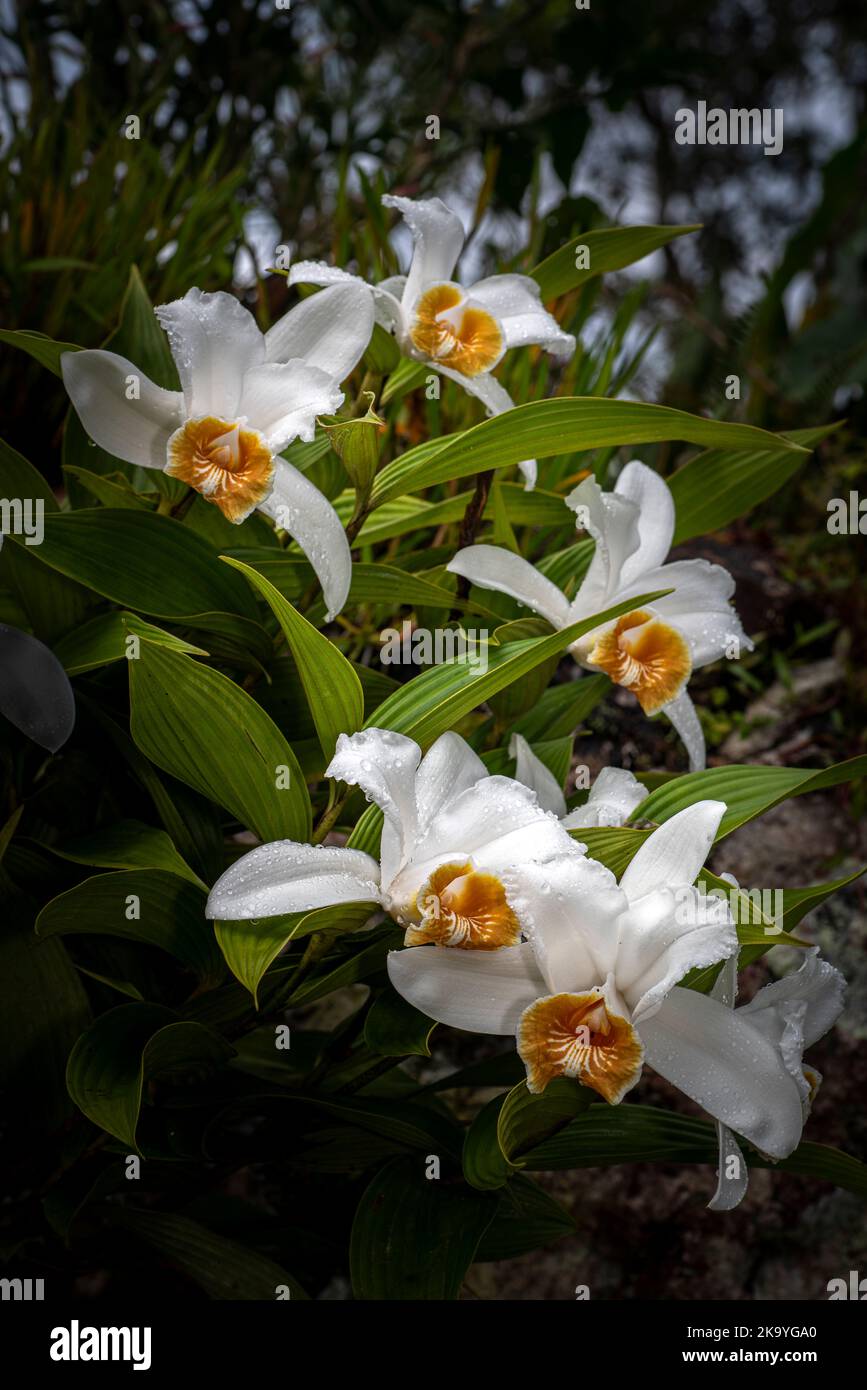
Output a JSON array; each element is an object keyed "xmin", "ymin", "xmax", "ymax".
[
  {"xmin": 617, "ymin": 884, "xmax": 737, "ymax": 1022},
  {"xmin": 708, "ymin": 1124, "xmax": 750, "ymax": 1211},
  {"xmin": 382, "ymin": 194, "xmax": 465, "ymax": 310},
  {"xmin": 739, "ymin": 948, "xmax": 846, "ymax": 1052},
  {"xmin": 326, "ymin": 728, "xmax": 422, "ymax": 881},
  {"xmin": 613, "ymin": 461, "xmax": 676, "ymax": 583},
  {"xmin": 446, "ymin": 545, "xmax": 571, "ymax": 628},
  {"xmin": 467, "ymin": 274, "xmax": 576, "ymax": 357},
  {"xmin": 511, "ymin": 854, "xmax": 626, "ymax": 994},
  {"xmin": 257, "ymin": 458, "xmax": 352, "ymax": 620},
  {"xmin": 387, "ymin": 942, "xmax": 545, "ymax": 1035},
  {"xmin": 60, "ymin": 350, "xmax": 184, "ymax": 469},
  {"xmin": 566, "ymin": 477, "xmax": 641, "ymax": 618},
  {"xmin": 619, "ymin": 800, "xmax": 725, "ymax": 901},
  {"xmin": 239, "ymin": 360, "xmax": 343, "ymax": 452},
  {"xmin": 639, "ymin": 985, "xmax": 806, "ymax": 1159},
  {"xmin": 155, "ymin": 288, "xmax": 264, "ymax": 419},
  {"xmin": 264, "ymin": 282, "xmax": 375, "ymax": 381},
  {"xmin": 413, "ymin": 731, "xmax": 488, "ymax": 835},
  {"xmin": 560, "ymin": 766, "xmax": 648, "ymax": 829},
  {"xmin": 509, "ymin": 733, "xmax": 567, "ymax": 817},
  {"xmin": 661, "ymin": 688, "xmax": 706, "ymax": 772},
  {"xmin": 205, "ymin": 841, "xmax": 381, "ymax": 921}
]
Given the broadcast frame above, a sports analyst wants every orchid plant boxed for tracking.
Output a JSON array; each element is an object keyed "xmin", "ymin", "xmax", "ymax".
[{"xmin": 2, "ymin": 188, "xmax": 863, "ymax": 1304}]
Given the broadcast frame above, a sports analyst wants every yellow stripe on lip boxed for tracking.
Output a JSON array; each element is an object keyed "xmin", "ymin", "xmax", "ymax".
[
  {"xmin": 405, "ymin": 860, "xmax": 520, "ymax": 949},
  {"xmin": 588, "ymin": 609, "xmax": 692, "ymax": 715},
  {"xmin": 409, "ymin": 283, "xmax": 503, "ymax": 377},
  {"xmin": 166, "ymin": 416, "xmax": 274, "ymax": 523},
  {"xmin": 517, "ymin": 989, "xmax": 645, "ymax": 1102}
]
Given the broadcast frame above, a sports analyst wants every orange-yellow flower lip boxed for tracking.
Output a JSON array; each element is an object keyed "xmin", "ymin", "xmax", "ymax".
[
  {"xmin": 166, "ymin": 415, "xmax": 274, "ymax": 523},
  {"xmin": 588, "ymin": 609, "xmax": 692, "ymax": 715},
  {"xmin": 405, "ymin": 859, "xmax": 520, "ymax": 949},
  {"xmin": 517, "ymin": 988, "xmax": 645, "ymax": 1102},
  {"xmin": 409, "ymin": 283, "xmax": 503, "ymax": 378}
]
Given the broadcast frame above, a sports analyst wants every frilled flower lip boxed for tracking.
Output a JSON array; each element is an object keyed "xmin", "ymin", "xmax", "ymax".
[
  {"xmin": 60, "ymin": 282, "xmax": 375, "ymax": 619},
  {"xmin": 447, "ymin": 460, "xmax": 755, "ymax": 770}
]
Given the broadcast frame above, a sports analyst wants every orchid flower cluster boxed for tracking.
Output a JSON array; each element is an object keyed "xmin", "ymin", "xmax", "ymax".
[
  {"xmin": 56, "ymin": 190, "xmax": 850, "ymax": 1219},
  {"xmin": 208, "ymin": 726, "xmax": 844, "ymax": 1210}
]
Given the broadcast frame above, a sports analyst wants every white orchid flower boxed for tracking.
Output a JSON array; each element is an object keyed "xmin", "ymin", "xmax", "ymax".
[
  {"xmin": 287, "ymin": 194, "xmax": 576, "ymax": 489},
  {"xmin": 61, "ymin": 283, "xmax": 375, "ymax": 619},
  {"xmin": 707, "ymin": 946, "xmax": 845, "ymax": 1210},
  {"xmin": 206, "ymin": 726, "xmax": 580, "ymax": 949},
  {"xmin": 509, "ymin": 732, "xmax": 648, "ymax": 828},
  {"xmin": 448, "ymin": 460, "xmax": 753, "ymax": 770},
  {"xmin": 389, "ymin": 800, "xmax": 826, "ymax": 1161}
]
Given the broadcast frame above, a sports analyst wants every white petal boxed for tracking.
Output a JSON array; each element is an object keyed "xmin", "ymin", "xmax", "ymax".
[
  {"xmin": 619, "ymin": 799, "xmax": 725, "ymax": 901},
  {"xmin": 286, "ymin": 262, "xmax": 369, "ymax": 290},
  {"xmin": 60, "ymin": 350, "xmax": 184, "ymax": 469},
  {"xmin": 616, "ymin": 884, "xmax": 738, "ymax": 1022},
  {"xmin": 239, "ymin": 360, "xmax": 343, "ymax": 452},
  {"xmin": 387, "ymin": 942, "xmax": 545, "ymax": 1034},
  {"xmin": 739, "ymin": 948, "xmax": 846, "ymax": 1052},
  {"xmin": 382, "ymin": 194, "xmax": 465, "ymax": 309},
  {"xmin": 468, "ymin": 273, "xmax": 575, "ymax": 356},
  {"xmin": 561, "ymin": 766, "xmax": 648, "ymax": 829},
  {"xmin": 205, "ymin": 841, "xmax": 381, "ymax": 920},
  {"xmin": 661, "ymin": 689, "xmax": 706, "ymax": 772},
  {"xmin": 708, "ymin": 1123, "xmax": 750, "ymax": 1211},
  {"xmin": 257, "ymin": 458, "xmax": 351, "ymax": 620},
  {"xmin": 509, "ymin": 733, "xmax": 567, "ymax": 817},
  {"xmin": 263, "ymin": 283, "xmax": 375, "ymax": 381},
  {"xmin": 613, "ymin": 461, "xmax": 676, "ymax": 583},
  {"xmin": 326, "ymin": 728, "xmax": 422, "ymax": 881},
  {"xmin": 446, "ymin": 545, "xmax": 571, "ymax": 628},
  {"xmin": 286, "ymin": 262, "xmax": 403, "ymax": 333},
  {"xmin": 639, "ymin": 986, "xmax": 806, "ymax": 1159},
  {"xmin": 710, "ymin": 952, "xmax": 739, "ymax": 1009},
  {"xmin": 630, "ymin": 558, "xmax": 737, "ymax": 619},
  {"xmin": 510, "ymin": 853, "xmax": 626, "ymax": 994},
  {"xmin": 413, "ymin": 731, "xmax": 488, "ymax": 835},
  {"xmin": 155, "ymin": 288, "xmax": 264, "ymax": 419},
  {"xmin": 662, "ymin": 606, "xmax": 754, "ymax": 669},
  {"xmin": 566, "ymin": 477, "xmax": 641, "ymax": 618}
]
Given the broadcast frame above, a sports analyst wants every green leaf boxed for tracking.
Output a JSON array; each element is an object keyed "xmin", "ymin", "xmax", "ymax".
[
  {"xmin": 221, "ymin": 556, "xmax": 364, "ymax": 761},
  {"xmin": 0, "ymin": 327, "xmax": 82, "ymax": 376},
  {"xmin": 54, "ymin": 611, "xmax": 208, "ymax": 675},
  {"xmin": 638, "ymin": 756, "xmax": 867, "ymax": 839},
  {"xmin": 463, "ymin": 1093, "xmax": 516, "ymax": 1190},
  {"xmin": 62, "ymin": 464, "xmax": 152, "ymax": 510},
  {"xmin": 7, "ymin": 509, "xmax": 258, "ymax": 622},
  {"xmin": 115, "ymin": 1208, "xmax": 309, "ymax": 1300},
  {"xmin": 371, "ymin": 397, "xmax": 806, "ymax": 506},
  {"xmin": 129, "ymin": 640, "xmax": 311, "ymax": 843},
  {"xmin": 509, "ymin": 674, "xmax": 611, "ymax": 740},
  {"xmin": 521, "ymin": 1102, "xmax": 867, "ymax": 1199},
  {"xmin": 215, "ymin": 902, "xmax": 376, "ymax": 1003},
  {"xmin": 531, "ymin": 224, "xmax": 701, "ymax": 299},
  {"xmin": 474, "ymin": 1175, "xmax": 576, "ymax": 1262},
  {"xmin": 47, "ymin": 819, "xmax": 205, "ymax": 888},
  {"xmin": 670, "ymin": 423, "xmax": 841, "ymax": 544},
  {"xmin": 36, "ymin": 869, "xmax": 223, "ymax": 983},
  {"xmin": 66, "ymin": 1004, "xmax": 234, "ymax": 1150},
  {"xmin": 498, "ymin": 1079, "xmax": 594, "ymax": 1167},
  {"xmin": 364, "ymin": 590, "xmax": 669, "ymax": 747},
  {"xmin": 364, "ymin": 989, "xmax": 436, "ymax": 1057},
  {"xmin": 350, "ymin": 1155, "xmax": 498, "ymax": 1299},
  {"xmin": 779, "ymin": 865, "xmax": 867, "ymax": 932}
]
